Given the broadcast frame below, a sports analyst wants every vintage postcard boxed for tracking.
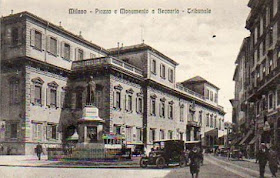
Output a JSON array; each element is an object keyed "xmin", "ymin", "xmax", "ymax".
[{"xmin": 1, "ymin": 0, "xmax": 278, "ymax": 178}]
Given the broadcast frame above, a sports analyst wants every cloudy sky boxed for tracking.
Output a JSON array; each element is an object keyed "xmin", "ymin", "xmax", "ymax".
[{"xmin": 1, "ymin": 0, "xmax": 250, "ymax": 122}]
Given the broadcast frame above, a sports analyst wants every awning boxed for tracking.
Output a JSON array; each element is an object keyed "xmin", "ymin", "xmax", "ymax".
[
  {"xmin": 239, "ymin": 130, "xmax": 253, "ymax": 145},
  {"xmin": 249, "ymin": 135, "xmax": 259, "ymax": 145},
  {"xmin": 231, "ymin": 136, "xmax": 242, "ymax": 146}
]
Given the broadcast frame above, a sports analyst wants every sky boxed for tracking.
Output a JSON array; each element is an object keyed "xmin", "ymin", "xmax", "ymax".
[{"xmin": 0, "ymin": 0, "xmax": 251, "ymax": 122}]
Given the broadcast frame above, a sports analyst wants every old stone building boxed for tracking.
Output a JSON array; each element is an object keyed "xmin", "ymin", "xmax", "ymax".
[
  {"xmin": 0, "ymin": 11, "xmax": 225, "ymax": 155},
  {"xmin": 232, "ymin": 0, "xmax": 280, "ymax": 157}
]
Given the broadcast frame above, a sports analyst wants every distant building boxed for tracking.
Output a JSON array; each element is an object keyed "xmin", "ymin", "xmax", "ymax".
[
  {"xmin": 232, "ymin": 0, "xmax": 280, "ymax": 156},
  {"xmin": 0, "ymin": 11, "xmax": 225, "ymax": 155}
]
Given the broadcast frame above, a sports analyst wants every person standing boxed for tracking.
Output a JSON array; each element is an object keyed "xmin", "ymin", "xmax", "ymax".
[
  {"xmin": 189, "ymin": 147, "xmax": 202, "ymax": 178},
  {"xmin": 268, "ymin": 146, "xmax": 278, "ymax": 178},
  {"xmin": 258, "ymin": 144, "xmax": 269, "ymax": 178},
  {"xmin": 35, "ymin": 142, "xmax": 43, "ymax": 160}
]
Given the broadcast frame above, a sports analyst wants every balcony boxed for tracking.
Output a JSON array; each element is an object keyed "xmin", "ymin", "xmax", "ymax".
[
  {"xmin": 187, "ymin": 120, "xmax": 199, "ymax": 127},
  {"xmin": 72, "ymin": 57, "xmax": 143, "ymax": 76},
  {"xmin": 175, "ymin": 83, "xmax": 205, "ymax": 100}
]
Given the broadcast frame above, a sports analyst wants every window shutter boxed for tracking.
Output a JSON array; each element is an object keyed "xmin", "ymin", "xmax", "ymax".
[
  {"xmin": 30, "ymin": 29, "xmax": 35, "ymax": 47},
  {"xmin": 159, "ymin": 102, "xmax": 161, "ymax": 116},
  {"xmin": 60, "ymin": 42, "xmax": 64, "ymax": 58},
  {"xmin": 71, "ymin": 93, "xmax": 76, "ymax": 109},
  {"xmin": 6, "ymin": 27, "xmax": 12, "ymax": 45},
  {"xmin": 56, "ymin": 90, "xmax": 60, "ymax": 108},
  {"xmin": 30, "ymin": 84, "xmax": 35, "ymax": 105},
  {"xmin": 60, "ymin": 91, "xmax": 65, "ymax": 108},
  {"xmin": 56, "ymin": 39, "xmax": 60, "ymax": 56},
  {"xmin": 42, "ymin": 34, "xmax": 46, "ymax": 51},
  {"xmin": 46, "ymin": 35, "xmax": 50, "ymax": 52},
  {"xmin": 46, "ymin": 88, "xmax": 51, "ymax": 106}
]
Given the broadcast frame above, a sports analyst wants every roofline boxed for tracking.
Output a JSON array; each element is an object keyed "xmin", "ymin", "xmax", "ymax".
[
  {"xmin": 108, "ymin": 44, "xmax": 179, "ymax": 66},
  {"xmin": 181, "ymin": 80, "xmax": 220, "ymax": 90},
  {"xmin": 2, "ymin": 11, "xmax": 109, "ymax": 55}
]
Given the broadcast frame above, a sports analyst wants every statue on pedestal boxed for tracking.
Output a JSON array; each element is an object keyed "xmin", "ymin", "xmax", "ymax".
[{"xmin": 86, "ymin": 76, "xmax": 96, "ymax": 106}]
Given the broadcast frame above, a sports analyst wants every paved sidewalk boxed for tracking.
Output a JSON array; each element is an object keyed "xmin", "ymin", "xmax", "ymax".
[{"xmin": 0, "ymin": 155, "xmax": 141, "ymax": 168}]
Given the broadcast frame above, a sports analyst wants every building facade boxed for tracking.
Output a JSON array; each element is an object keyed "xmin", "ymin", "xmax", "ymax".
[
  {"xmin": 232, "ymin": 0, "xmax": 280, "ymax": 156},
  {"xmin": 0, "ymin": 12, "xmax": 225, "ymax": 155}
]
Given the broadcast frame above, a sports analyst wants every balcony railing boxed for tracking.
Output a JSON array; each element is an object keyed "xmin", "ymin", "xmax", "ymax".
[
  {"xmin": 175, "ymin": 83, "xmax": 205, "ymax": 100},
  {"xmin": 72, "ymin": 57, "xmax": 143, "ymax": 76}
]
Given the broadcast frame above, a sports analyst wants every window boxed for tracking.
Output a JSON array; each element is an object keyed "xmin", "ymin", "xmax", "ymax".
[
  {"xmin": 206, "ymin": 114, "xmax": 210, "ymax": 126},
  {"xmin": 210, "ymin": 115, "xmax": 213, "ymax": 127},
  {"xmin": 214, "ymin": 116, "xmax": 217, "ymax": 128},
  {"xmin": 263, "ymin": 40, "xmax": 266, "ymax": 55},
  {"xmin": 35, "ymin": 86, "xmax": 42, "ymax": 105},
  {"xmin": 268, "ymin": 59, "xmax": 273, "ymax": 73},
  {"xmin": 256, "ymin": 101, "xmax": 260, "ymax": 115},
  {"xmin": 268, "ymin": 93, "xmax": 274, "ymax": 109},
  {"xmin": 10, "ymin": 123, "xmax": 17, "ymax": 139},
  {"xmin": 50, "ymin": 37, "xmax": 57, "ymax": 55},
  {"xmin": 151, "ymin": 59, "xmax": 156, "ymax": 74},
  {"xmin": 214, "ymin": 93, "xmax": 218, "ymax": 103},
  {"xmin": 160, "ymin": 64, "xmax": 166, "ymax": 78},
  {"xmin": 137, "ymin": 97, "xmax": 143, "ymax": 113},
  {"xmin": 33, "ymin": 123, "xmax": 43, "ymax": 140},
  {"xmin": 262, "ymin": 63, "xmax": 266, "ymax": 78},
  {"xmin": 180, "ymin": 132, "xmax": 183, "ymax": 140},
  {"xmin": 206, "ymin": 89, "xmax": 210, "ymax": 99},
  {"xmin": 11, "ymin": 27, "xmax": 19, "ymax": 46},
  {"xmin": 136, "ymin": 128, "xmax": 142, "ymax": 141},
  {"xmin": 149, "ymin": 129, "xmax": 156, "ymax": 142},
  {"xmin": 90, "ymin": 53, "xmax": 96, "ymax": 58},
  {"xmin": 35, "ymin": 30, "xmax": 42, "ymax": 50},
  {"xmin": 199, "ymin": 112, "xmax": 202, "ymax": 125},
  {"xmin": 126, "ymin": 127, "xmax": 132, "ymax": 141},
  {"xmin": 77, "ymin": 49, "xmax": 84, "ymax": 60},
  {"xmin": 210, "ymin": 91, "xmax": 213, "ymax": 101},
  {"xmin": 116, "ymin": 91, "xmax": 121, "ymax": 109},
  {"xmin": 127, "ymin": 95, "xmax": 132, "ymax": 112},
  {"xmin": 10, "ymin": 80, "xmax": 19, "ymax": 105},
  {"xmin": 219, "ymin": 119, "xmax": 222, "ymax": 130},
  {"xmin": 168, "ymin": 103, "xmax": 173, "ymax": 119},
  {"xmin": 168, "ymin": 130, "xmax": 173, "ymax": 139},
  {"xmin": 269, "ymin": 28, "xmax": 273, "ymax": 46},
  {"xmin": 50, "ymin": 89, "xmax": 57, "ymax": 106},
  {"xmin": 47, "ymin": 124, "xmax": 58, "ymax": 140},
  {"xmin": 151, "ymin": 99, "xmax": 156, "ymax": 115},
  {"xmin": 277, "ymin": 89, "xmax": 280, "ymax": 106},
  {"xmin": 180, "ymin": 105, "xmax": 184, "ymax": 122},
  {"xmin": 114, "ymin": 125, "xmax": 121, "ymax": 135},
  {"xmin": 168, "ymin": 68, "xmax": 174, "ymax": 83},
  {"xmin": 76, "ymin": 91, "xmax": 83, "ymax": 109},
  {"xmin": 160, "ymin": 101, "xmax": 165, "ymax": 117},
  {"xmin": 64, "ymin": 43, "xmax": 71, "ymax": 60},
  {"xmin": 160, "ymin": 130, "xmax": 165, "ymax": 140}
]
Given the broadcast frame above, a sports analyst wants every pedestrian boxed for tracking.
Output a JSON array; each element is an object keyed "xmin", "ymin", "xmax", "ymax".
[
  {"xmin": 189, "ymin": 147, "xmax": 202, "ymax": 178},
  {"xmin": 35, "ymin": 142, "xmax": 43, "ymax": 160},
  {"xmin": 268, "ymin": 146, "xmax": 278, "ymax": 178},
  {"xmin": 258, "ymin": 143, "xmax": 269, "ymax": 178}
]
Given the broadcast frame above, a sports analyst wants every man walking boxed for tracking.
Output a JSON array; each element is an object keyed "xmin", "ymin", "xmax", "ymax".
[
  {"xmin": 35, "ymin": 142, "xmax": 43, "ymax": 160},
  {"xmin": 258, "ymin": 144, "xmax": 269, "ymax": 178}
]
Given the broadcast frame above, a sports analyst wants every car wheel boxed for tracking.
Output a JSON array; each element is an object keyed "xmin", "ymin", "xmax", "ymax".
[
  {"xmin": 156, "ymin": 157, "xmax": 165, "ymax": 169},
  {"xmin": 179, "ymin": 156, "xmax": 186, "ymax": 167},
  {"xmin": 140, "ymin": 157, "xmax": 148, "ymax": 168}
]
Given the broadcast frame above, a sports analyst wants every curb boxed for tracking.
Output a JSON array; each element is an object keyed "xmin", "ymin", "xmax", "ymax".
[{"xmin": 0, "ymin": 164, "xmax": 141, "ymax": 169}]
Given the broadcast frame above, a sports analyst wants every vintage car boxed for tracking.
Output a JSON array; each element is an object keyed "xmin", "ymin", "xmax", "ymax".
[{"xmin": 140, "ymin": 140, "xmax": 188, "ymax": 168}]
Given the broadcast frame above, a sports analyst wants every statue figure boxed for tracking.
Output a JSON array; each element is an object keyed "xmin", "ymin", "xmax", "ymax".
[{"xmin": 86, "ymin": 76, "xmax": 96, "ymax": 105}]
